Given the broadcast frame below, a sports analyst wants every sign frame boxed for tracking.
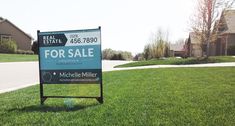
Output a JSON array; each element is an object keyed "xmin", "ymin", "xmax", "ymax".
[{"xmin": 37, "ymin": 27, "xmax": 103, "ymax": 105}]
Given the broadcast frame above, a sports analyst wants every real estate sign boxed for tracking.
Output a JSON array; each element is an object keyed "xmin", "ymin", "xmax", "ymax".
[{"xmin": 38, "ymin": 28, "xmax": 102, "ymax": 84}]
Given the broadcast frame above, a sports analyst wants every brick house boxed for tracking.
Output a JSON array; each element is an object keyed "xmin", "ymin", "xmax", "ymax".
[{"xmin": 0, "ymin": 17, "xmax": 33, "ymax": 51}]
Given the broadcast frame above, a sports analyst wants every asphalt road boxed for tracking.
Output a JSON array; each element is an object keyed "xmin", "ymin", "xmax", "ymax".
[
  {"xmin": 1, "ymin": 61, "xmax": 235, "ymax": 93},
  {"xmin": 0, "ymin": 60, "xmax": 131, "ymax": 93}
]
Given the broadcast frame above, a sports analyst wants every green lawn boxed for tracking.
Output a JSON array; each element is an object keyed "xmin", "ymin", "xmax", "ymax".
[
  {"xmin": 1, "ymin": 67, "xmax": 235, "ymax": 125},
  {"xmin": 115, "ymin": 56, "xmax": 235, "ymax": 68},
  {"xmin": 0, "ymin": 53, "xmax": 38, "ymax": 62}
]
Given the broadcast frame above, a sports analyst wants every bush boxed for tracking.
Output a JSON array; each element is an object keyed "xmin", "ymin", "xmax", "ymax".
[
  {"xmin": 111, "ymin": 53, "xmax": 125, "ymax": 60},
  {"xmin": 16, "ymin": 50, "xmax": 34, "ymax": 55},
  {"xmin": 0, "ymin": 40, "xmax": 17, "ymax": 53},
  {"xmin": 31, "ymin": 41, "xmax": 38, "ymax": 54},
  {"xmin": 227, "ymin": 45, "xmax": 235, "ymax": 55}
]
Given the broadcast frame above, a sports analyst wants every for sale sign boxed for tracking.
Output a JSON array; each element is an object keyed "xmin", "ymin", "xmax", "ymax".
[{"xmin": 38, "ymin": 28, "xmax": 102, "ymax": 84}]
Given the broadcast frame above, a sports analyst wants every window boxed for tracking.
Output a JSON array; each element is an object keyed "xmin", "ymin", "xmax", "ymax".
[{"xmin": 0, "ymin": 35, "xmax": 12, "ymax": 42}]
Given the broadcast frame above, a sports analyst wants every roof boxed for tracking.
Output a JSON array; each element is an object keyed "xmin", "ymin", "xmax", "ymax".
[
  {"xmin": 0, "ymin": 17, "xmax": 33, "ymax": 39},
  {"xmin": 219, "ymin": 10, "xmax": 235, "ymax": 34},
  {"xmin": 170, "ymin": 42, "xmax": 184, "ymax": 51},
  {"xmin": 0, "ymin": 17, "xmax": 4, "ymax": 23}
]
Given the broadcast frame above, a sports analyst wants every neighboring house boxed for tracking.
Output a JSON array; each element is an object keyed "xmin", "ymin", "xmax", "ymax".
[
  {"xmin": 212, "ymin": 10, "xmax": 235, "ymax": 55},
  {"xmin": 0, "ymin": 17, "xmax": 33, "ymax": 51},
  {"xmin": 170, "ymin": 42, "xmax": 185, "ymax": 57},
  {"xmin": 185, "ymin": 10, "xmax": 235, "ymax": 57},
  {"xmin": 185, "ymin": 32, "xmax": 203, "ymax": 57}
]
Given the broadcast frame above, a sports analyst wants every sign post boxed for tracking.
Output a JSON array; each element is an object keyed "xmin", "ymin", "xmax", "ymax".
[{"xmin": 37, "ymin": 27, "xmax": 103, "ymax": 105}]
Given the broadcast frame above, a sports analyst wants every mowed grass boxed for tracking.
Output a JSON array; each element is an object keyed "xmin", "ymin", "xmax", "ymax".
[
  {"xmin": 115, "ymin": 56, "xmax": 235, "ymax": 68},
  {"xmin": 0, "ymin": 53, "xmax": 38, "ymax": 62},
  {"xmin": 1, "ymin": 67, "xmax": 235, "ymax": 125}
]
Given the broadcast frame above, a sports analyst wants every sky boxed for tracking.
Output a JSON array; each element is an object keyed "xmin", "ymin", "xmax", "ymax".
[{"xmin": 1, "ymin": 0, "xmax": 195, "ymax": 54}]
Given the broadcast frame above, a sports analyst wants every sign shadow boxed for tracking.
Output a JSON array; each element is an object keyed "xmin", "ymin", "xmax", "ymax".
[{"xmin": 8, "ymin": 103, "xmax": 100, "ymax": 113}]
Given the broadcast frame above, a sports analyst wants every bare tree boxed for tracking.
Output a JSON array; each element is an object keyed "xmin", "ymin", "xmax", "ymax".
[
  {"xmin": 190, "ymin": 0, "xmax": 234, "ymax": 57},
  {"xmin": 143, "ymin": 28, "xmax": 170, "ymax": 59}
]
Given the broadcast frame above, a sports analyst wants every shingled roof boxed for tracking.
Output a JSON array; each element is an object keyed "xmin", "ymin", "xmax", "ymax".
[
  {"xmin": 0, "ymin": 17, "xmax": 4, "ymax": 23},
  {"xmin": 219, "ymin": 10, "xmax": 235, "ymax": 34}
]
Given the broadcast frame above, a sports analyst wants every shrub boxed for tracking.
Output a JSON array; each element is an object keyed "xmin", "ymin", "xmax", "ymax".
[
  {"xmin": 31, "ymin": 41, "xmax": 38, "ymax": 54},
  {"xmin": 0, "ymin": 40, "xmax": 17, "ymax": 53},
  {"xmin": 227, "ymin": 45, "xmax": 235, "ymax": 55},
  {"xmin": 16, "ymin": 50, "xmax": 34, "ymax": 55},
  {"xmin": 111, "ymin": 53, "xmax": 125, "ymax": 60}
]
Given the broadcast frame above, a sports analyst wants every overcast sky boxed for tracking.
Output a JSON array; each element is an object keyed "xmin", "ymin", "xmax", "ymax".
[{"xmin": 1, "ymin": 0, "xmax": 195, "ymax": 54}]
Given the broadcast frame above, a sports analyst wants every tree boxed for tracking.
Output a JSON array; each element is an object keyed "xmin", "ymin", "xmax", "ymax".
[
  {"xmin": 142, "ymin": 28, "xmax": 171, "ymax": 60},
  {"xmin": 31, "ymin": 41, "xmax": 38, "ymax": 54},
  {"xmin": 143, "ymin": 44, "xmax": 151, "ymax": 60},
  {"xmin": 190, "ymin": 0, "xmax": 234, "ymax": 57},
  {"xmin": 102, "ymin": 48, "xmax": 133, "ymax": 60},
  {"xmin": 102, "ymin": 48, "xmax": 115, "ymax": 59},
  {"xmin": 144, "ymin": 28, "xmax": 170, "ymax": 59}
]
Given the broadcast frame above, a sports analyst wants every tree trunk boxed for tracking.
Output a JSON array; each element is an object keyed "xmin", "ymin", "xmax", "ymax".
[{"xmin": 206, "ymin": 40, "xmax": 210, "ymax": 57}]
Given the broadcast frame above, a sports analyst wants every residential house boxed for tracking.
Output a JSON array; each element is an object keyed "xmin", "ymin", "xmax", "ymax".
[
  {"xmin": 212, "ymin": 10, "xmax": 235, "ymax": 55},
  {"xmin": 185, "ymin": 10, "xmax": 235, "ymax": 57},
  {"xmin": 0, "ymin": 17, "xmax": 33, "ymax": 51},
  {"xmin": 170, "ymin": 42, "xmax": 185, "ymax": 57},
  {"xmin": 185, "ymin": 32, "xmax": 203, "ymax": 57}
]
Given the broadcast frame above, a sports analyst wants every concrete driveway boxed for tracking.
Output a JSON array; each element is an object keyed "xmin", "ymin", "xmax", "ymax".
[{"xmin": 0, "ymin": 60, "xmax": 131, "ymax": 93}]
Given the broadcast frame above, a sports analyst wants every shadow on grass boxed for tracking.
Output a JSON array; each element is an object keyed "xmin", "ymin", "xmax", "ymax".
[{"xmin": 8, "ymin": 103, "xmax": 100, "ymax": 113}]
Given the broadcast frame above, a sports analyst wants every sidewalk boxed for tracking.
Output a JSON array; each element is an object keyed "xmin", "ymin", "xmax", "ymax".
[{"xmin": 105, "ymin": 62, "xmax": 235, "ymax": 72}]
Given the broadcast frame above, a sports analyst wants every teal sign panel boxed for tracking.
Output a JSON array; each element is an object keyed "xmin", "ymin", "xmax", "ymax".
[{"xmin": 38, "ymin": 28, "xmax": 102, "ymax": 84}]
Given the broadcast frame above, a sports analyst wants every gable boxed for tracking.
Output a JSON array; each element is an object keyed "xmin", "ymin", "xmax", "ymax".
[
  {"xmin": 0, "ymin": 19, "xmax": 32, "ymax": 40},
  {"xmin": 189, "ymin": 32, "xmax": 201, "ymax": 44},
  {"xmin": 219, "ymin": 10, "xmax": 235, "ymax": 34},
  {"xmin": 0, "ymin": 19, "xmax": 33, "ymax": 50}
]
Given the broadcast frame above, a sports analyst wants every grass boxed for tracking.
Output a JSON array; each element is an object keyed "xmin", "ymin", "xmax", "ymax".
[
  {"xmin": 115, "ymin": 56, "xmax": 235, "ymax": 68},
  {"xmin": 1, "ymin": 67, "xmax": 235, "ymax": 125},
  {"xmin": 0, "ymin": 53, "xmax": 38, "ymax": 62}
]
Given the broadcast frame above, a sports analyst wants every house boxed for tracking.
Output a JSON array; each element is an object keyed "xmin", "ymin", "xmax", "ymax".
[
  {"xmin": 0, "ymin": 17, "xmax": 33, "ymax": 51},
  {"xmin": 212, "ymin": 10, "xmax": 235, "ymax": 55},
  {"xmin": 170, "ymin": 42, "xmax": 185, "ymax": 57},
  {"xmin": 185, "ymin": 10, "xmax": 235, "ymax": 57},
  {"xmin": 185, "ymin": 32, "xmax": 203, "ymax": 57}
]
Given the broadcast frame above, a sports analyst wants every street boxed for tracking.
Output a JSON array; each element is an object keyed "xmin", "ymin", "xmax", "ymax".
[
  {"xmin": 0, "ymin": 60, "xmax": 131, "ymax": 93},
  {"xmin": 1, "ymin": 61, "xmax": 235, "ymax": 93}
]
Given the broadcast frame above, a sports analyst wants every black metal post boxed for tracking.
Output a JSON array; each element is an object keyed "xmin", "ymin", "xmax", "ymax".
[
  {"xmin": 37, "ymin": 30, "xmax": 45, "ymax": 105},
  {"xmin": 98, "ymin": 26, "xmax": 103, "ymax": 104}
]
